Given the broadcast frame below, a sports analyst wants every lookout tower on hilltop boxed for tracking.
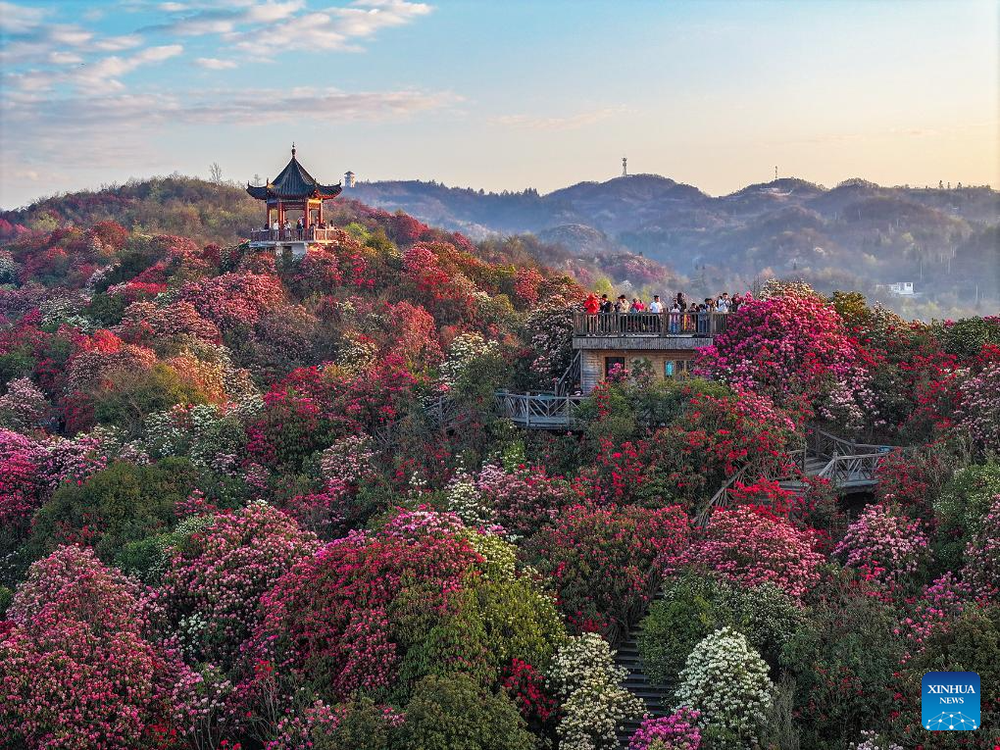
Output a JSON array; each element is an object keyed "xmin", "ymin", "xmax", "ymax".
[{"xmin": 246, "ymin": 144, "xmax": 342, "ymax": 257}]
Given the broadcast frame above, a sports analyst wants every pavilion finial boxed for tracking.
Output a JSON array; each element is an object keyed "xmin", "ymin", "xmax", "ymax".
[{"xmin": 291, "ymin": 142, "xmax": 296, "ymax": 158}]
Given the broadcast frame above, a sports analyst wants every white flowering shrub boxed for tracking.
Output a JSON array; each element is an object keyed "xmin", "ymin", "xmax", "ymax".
[
  {"xmin": 445, "ymin": 466, "xmax": 490, "ymax": 527},
  {"xmin": 548, "ymin": 633, "xmax": 644, "ymax": 750},
  {"xmin": 849, "ymin": 730, "xmax": 903, "ymax": 750},
  {"xmin": 0, "ymin": 250, "xmax": 19, "ymax": 284},
  {"xmin": 675, "ymin": 627, "xmax": 774, "ymax": 748},
  {"xmin": 439, "ymin": 332, "xmax": 502, "ymax": 389},
  {"xmin": 0, "ymin": 377, "xmax": 49, "ymax": 431},
  {"xmin": 318, "ymin": 434, "xmax": 378, "ymax": 484}
]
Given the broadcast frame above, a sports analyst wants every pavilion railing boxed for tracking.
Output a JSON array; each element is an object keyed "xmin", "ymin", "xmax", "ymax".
[
  {"xmin": 572, "ymin": 311, "xmax": 729, "ymax": 337},
  {"xmin": 249, "ymin": 227, "xmax": 338, "ymax": 242}
]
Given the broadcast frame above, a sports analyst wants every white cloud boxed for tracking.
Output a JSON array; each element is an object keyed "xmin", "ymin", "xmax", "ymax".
[
  {"xmin": 93, "ymin": 34, "xmax": 144, "ymax": 51},
  {"xmin": 492, "ymin": 106, "xmax": 629, "ymax": 131},
  {"xmin": 47, "ymin": 51, "xmax": 84, "ymax": 65},
  {"xmin": 196, "ymin": 57, "xmax": 238, "ymax": 69},
  {"xmin": 69, "ymin": 44, "xmax": 184, "ymax": 92},
  {"xmin": 0, "ymin": 1, "xmax": 48, "ymax": 34}
]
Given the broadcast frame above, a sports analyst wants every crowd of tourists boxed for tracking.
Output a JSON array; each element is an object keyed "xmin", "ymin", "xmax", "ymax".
[
  {"xmin": 583, "ymin": 291, "xmax": 744, "ymax": 315},
  {"xmin": 264, "ymin": 217, "xmax": 330, "ymax": 239}
]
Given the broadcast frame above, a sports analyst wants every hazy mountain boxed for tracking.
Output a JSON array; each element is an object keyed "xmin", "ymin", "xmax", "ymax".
[{"xmin": 346, "ymin": 174, "xmax": 1000, "ymax": 314}]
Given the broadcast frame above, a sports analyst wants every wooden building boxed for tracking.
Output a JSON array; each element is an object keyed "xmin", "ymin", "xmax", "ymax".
[
  {"xmin": 571, "ymin": 311, "xmax": 728, "ymax": 393},
  {"xmin": 246, "ymin": 145, "xmax": 342, "ymax": 257}
]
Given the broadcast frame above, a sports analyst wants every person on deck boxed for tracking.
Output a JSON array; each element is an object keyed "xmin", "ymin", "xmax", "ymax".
[
  {"xmin": 584, "ymin": 293, "xmax": 600, "ymax": 314},
  {"xmin": 648, "ymin": 295, "xmax": 663, "ymax": 313},
  {"xmin": 599, "ymin": 294, "xmax": 613, "ymax": 314},
  {"xmin": 296, "ymin": 217, "xmax": 304, "ymax": 240}
]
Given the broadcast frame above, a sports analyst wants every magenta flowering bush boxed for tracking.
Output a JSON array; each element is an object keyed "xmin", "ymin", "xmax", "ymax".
[
  {"xmin": 834, "ymin": 504, "xmax": 930, "ymax": 584},
  {"xmin": 628, "ymin": 708, "xmax": 702, "ymax": 750},
  {"xmin": 896, "ymin": 572, "xmax": 971, "ymax": 663},
  {"xmin": 681, "ymin": 506, "xmax": 822, "ymax": 600},
  {"xmin": 695, "ymin": 293, "xmax": 874, "ymax": 420},
  {"xmin": 0, "ymin": 428, "xmax": 50, "ymax": 528},
  {"xmin": 963, "ymin": 495, "xmax": 1000, "ymax": 597},
  {"xmin": 160, "ymin": 501, "xmax": 320, "ymax": 667}
]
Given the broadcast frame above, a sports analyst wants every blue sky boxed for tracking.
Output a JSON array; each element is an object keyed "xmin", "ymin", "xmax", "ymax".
[{"xmin": 1, "ymin": 0, "xmax": 997, "ymax": 207}]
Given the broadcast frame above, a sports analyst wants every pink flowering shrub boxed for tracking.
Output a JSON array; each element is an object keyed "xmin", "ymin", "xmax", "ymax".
[
  {"xmin": 628, "ymin": 708, "xmax": 703, "ymax": 750},
  {"xmin": 957, "ymin": 363, "xmax": 1000, "ymax": 452},
  {"xmin": 179, "ymin": 272, "xmax": 285, "ymax": 331},
  {"xmin": 963, "ymin": 495, "xmax": 1000, "ymax": 597},
  {"xmin": 475, "ymin": 462, "xmax": 574, "ymax": 538},
  {"xmin": 696, "ymin": 293, "xmax": 872, "ymax": 416},
  {"xmin": 682, "ymin": 506, "xmax": 822, "ymax": 600},
  {"xmin": 0, "ymin": 546, "xmax": 176, "ymax": 748},
  {"xmin": 160, "ymin": 502, "xmax": 320, "ymax": 667},
  {"xmin": 0, "ymin": 429, "xmax": 50, "ymax": 530},
  {"xmin": 0, "ymin": 376, "xmax": 49, "ymax": 431},
  {"xmin": 523, "ymin": 503, "xmax": 690, "ymax": 639},
  {"xmin": 834, "ymin": 504, "xmax": 930, "ymax": 584}
]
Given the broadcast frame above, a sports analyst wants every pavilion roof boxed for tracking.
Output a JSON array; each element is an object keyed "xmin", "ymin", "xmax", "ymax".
[{"xmin": 247, "ymin": 147, "xmax": 342, "ymax": 201}]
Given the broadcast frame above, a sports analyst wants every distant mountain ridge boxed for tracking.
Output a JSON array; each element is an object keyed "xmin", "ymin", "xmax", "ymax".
[{"xmin": 345, "ymin": 174, "xmax": 999, "ymax": 313}]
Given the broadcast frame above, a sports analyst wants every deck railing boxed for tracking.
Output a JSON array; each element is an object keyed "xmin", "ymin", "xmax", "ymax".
[
  {"xmin": 495, "ymin": 391, "xmax": 584, "ymax": 429},
  {"xmin": 249, "ymin": 227, "xmax": 338, "ymax": 243},
  {"xmin": 573, "ymin": 311, "xmax": 729, "ymax": 337}
]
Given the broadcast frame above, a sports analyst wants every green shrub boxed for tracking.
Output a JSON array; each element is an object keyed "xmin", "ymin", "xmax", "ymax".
[
  {"xmin": 934, "ymin": 462, "xmax": 1000, "ymax": 569},
  {"xmin": 392, "ymin": 674, "xmax": 534, "ymax": 750},
  {"xmin": 780, "ymin": 574, "xmax": 905, "ymax": 750},
  {"xmin": 30, "ymin": 458, "xmax": 199, "ymax": 563},
  {"xmin": 92, "ymin": 363, "xmax": 208, "ymax": 435}
]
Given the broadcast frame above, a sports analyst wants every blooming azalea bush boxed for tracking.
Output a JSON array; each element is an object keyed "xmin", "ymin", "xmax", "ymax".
[
  {"xmin": 523, "ymin": 503, "xmax": 690, "ymax": 638},
  {"xmin": 674, "ymin": 627, "xmax": 774, "ymax": 748},
  {"xmin": 962, "ymin": 495, "xmax": 1000, "ymax": 597},
  {"xmin": 680, "ymin": 505, "xmax": 822, "ymax": 600},
  {"xmin": 0, "ymin": 546, "xmax": 178, "ymax": 749},
  {"xmin": 834, "ymin": 504, "xmax": 930, "ymax": 585},
  {"xmin": 695, "ymin": 292, "xmax": 870, "ymax": 413},
  {"xmin": 547, "ymin": 633, "xmax": 644, "ymax": 750},
  {"xmin": 628, "ymin": 709, "xmax": 702, "ymax": 750},
  {"xmin": 160, "ymin": 501, "xmax": 320, "ymax": 667},
  {"xmin": 475, "ymin": 461, "xmax": 574, "ymax": 539}
]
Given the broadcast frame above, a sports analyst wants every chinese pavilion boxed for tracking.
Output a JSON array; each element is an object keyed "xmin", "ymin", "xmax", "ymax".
[{"xmin": 246, "ymin": 145, "xmax": 342, "ymax": 256}]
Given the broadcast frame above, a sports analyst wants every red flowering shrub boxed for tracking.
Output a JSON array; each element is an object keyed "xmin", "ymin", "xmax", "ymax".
[
  {"xmin": 523, "ymin": 503, "xmax": 690, "ymax": 640},
  {"xmin": 250, "ymin": 510, "xmax": 484, "ymax": 702},
  {"xmin": 502, "ymin": 658, "xmax": 557, "ymax": 732},
  {"xmin": 681, "ymin": 506, "xmax": 822, "ymax": 600},
  {"xmin": 644, "ymin": 386, "xmax": 801, "ymax": 509}
]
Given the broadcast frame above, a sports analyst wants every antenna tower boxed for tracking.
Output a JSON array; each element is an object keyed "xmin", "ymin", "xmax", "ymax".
[{"xmin": 622, "ymin": 156, "xmax": 628, "ymax": 178}]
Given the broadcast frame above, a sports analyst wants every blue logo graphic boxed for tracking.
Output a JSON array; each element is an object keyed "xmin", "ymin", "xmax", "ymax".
[{"xmin": 922, "ymin": 672, "xmax": 980, "ymax": 731}]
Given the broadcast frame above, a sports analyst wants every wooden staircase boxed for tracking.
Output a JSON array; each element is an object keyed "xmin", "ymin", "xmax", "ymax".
[{"xmin": 614, "ymin": 593, "xmax": 672, "ymax": 748}]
